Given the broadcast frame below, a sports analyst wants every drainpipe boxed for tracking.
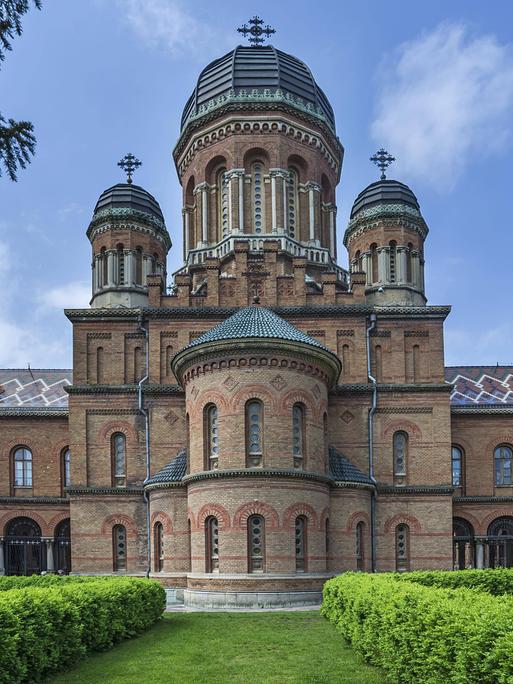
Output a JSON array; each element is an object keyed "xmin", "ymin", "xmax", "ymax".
[
  {"xmin": 138, "ymin": 313, "xmax": 151, "ymax": 579},
  {"xmin": 366, "ymin": 312, "xmax": 378, "ymax": 572}
]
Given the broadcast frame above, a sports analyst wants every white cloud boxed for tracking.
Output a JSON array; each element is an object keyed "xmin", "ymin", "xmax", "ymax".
[
  {"xmin": 371, "ymin": 23, "xmax": 513, "ymax": 190},
  {"xmin": 445, "ymin": 324, "xmax": 513, "ymax": 366},
  {"xmin": 39, "ymin": 281, "xmax": 90, "ymax": 310},
  {"xmin": 120, "ymin": 0, "xmax": 228, "ymax": 58}
]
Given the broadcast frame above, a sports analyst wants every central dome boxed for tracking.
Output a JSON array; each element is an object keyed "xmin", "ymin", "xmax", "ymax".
[{"xmin": 181, "ymin": 45, "xmax": 335, "ymax": 132}]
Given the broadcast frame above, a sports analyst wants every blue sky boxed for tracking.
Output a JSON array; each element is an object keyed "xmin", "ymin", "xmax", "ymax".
[{"xmin": 2, "ymin": 0, "xmax": 513, "ymax": 368}]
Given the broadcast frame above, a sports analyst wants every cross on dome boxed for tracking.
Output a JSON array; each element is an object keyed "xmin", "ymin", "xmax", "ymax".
[
  {"xmin": 117, "ymin": 152, "xmax": 142, "ymax": 185},
  {"xmin": 237, "ymin": 16, "xmax": 276, "ymax": 46},
  {"xmin": 370, "ymin": 148, "xmax": 395, "ymax": 180}
]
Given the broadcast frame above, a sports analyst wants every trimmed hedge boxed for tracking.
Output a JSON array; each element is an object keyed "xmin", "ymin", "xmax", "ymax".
[
  {"xmin": 0, "ymin": 575, "xmax": 119, "ymax": 591},
  {"xmin": 0, "ymin": 577, "xmax": 166, "ymax": 683},
  {"xmin": 322, "ymin": 573, "xmax": 513, "ymax": 683},
  {"xmin": 395, "ymin": 568, "xmax": 513, "ymax": 595}
]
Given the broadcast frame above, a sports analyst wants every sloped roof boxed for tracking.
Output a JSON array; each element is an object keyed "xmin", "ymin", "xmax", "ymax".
[
  {"xmin": 445, "ymin": 366, "xmax": 513, "ymax": 405},
  {"xmin": 329, "ymin": 447, "xmax": 373, "ymax": 485},
  {"xmin": 0, "ymin": 369, "xmax": 72, "ymax": 409},
  {"xmin": 185, "ymin": 306, "xmax": 328, "ymax": 351},
  {"xmin": 145, "ymin": 449, "xmax": 187, "ymax": 486}
]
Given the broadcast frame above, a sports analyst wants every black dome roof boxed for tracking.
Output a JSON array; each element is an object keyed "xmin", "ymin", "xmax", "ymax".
[
  {"xmin": 181, "ymin": 45, "xmax": 335, "ymax": 132},
  {"xmin": 350, "ymin": 179, "xmax": 420, "ymax": 219},
  {"xmin": 93, "ymin": 183, "xmax": 164, "ymax": 222}
]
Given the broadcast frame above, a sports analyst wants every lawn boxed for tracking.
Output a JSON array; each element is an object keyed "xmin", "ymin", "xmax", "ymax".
[{"xmin": 49, "ymin": 611, "xmax": 385, "ymax": 684}]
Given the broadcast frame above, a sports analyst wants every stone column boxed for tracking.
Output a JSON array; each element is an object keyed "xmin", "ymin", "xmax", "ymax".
[
  {"xmin": 270, "ymin": 172, "xmax": 277, "ymax": 233},
  {"xmin": 306, "ymin": 182, "xmax": 321, "ymax": 244},
  {"xmin": 329, "ymin": 207, "xmax": 336, "ymax": 258},
  {"xmin": 378, "ymin": 247, "xmax": 388, "ymax": 284},
  {"xmin": 196, "ymin": 182, "xmax": 208, "ymax": 245},
  {"xmin": 476, "ymin": 541, "xmax": 484, "ymax": 569},
  {"xmin": 397, "ymin": 247, "xmax": 407, "ymax": 284},
  {"xmin": 183, "ymin": 209, "xmax": 190, "ymax": 257},
  {"xmin": 238, "ymin": 171, "xmax": 244, "ymax": 233},
  {"xmin": 412, "ymin": 252, "xmax": 420, "ymax": 288},
  {"xmin": 282, "ymin": 172, "xmax": 288, "ymax": 235},
  {"xmin": 125, "ymin": 250, "xmax": 133, "ymax": 286},
  {"xmin": 364, "ymin": 252, "xmax": 372, "ymax": 286},
  {"xmin": 107, "ymin": 251, "xmax": 115, "ymax": 287},
  {"xmin": 46, "ymin": 539, "xmax": 54, "ymax": 572}
]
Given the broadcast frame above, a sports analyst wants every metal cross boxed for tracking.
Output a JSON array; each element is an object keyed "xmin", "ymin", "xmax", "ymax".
[
  {"xmin": 237, "ymin": 16, "xmax": 276, "ymax": 46},
  {"xmin": 370, "ymin": 148, "xmax": 395, "ymax": 180},
  {"xmin": 117, "ymin": 153, "xmax": 142, "ymax": 185}
]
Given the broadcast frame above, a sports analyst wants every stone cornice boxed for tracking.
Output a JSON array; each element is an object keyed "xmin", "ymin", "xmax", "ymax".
[
  {"xmin": 451, "ymin": 405, "xmax": 513, "ymax": 415},
  {"xmin": 65, "ymin": 384, "xmax": 183, "ymax": 396},
  {"xmin": 331, "ymin": 383, "xmax": 451, "ymax": 395},
  {"xmin": 0, "ymin": 408, "xmax": 69, "ymax": 418},
  {"xmin": 181, "ymin": 468, "xmax": 334, "ymax": 487},
  {"xmin": 87, "ymin": 208, "xmax": 171, "ymax": 249},
  {"xmin": 378, "ymin": 485, "xmax": 454, "ymax": 495},
  {"xmin": 454, "ymin": 496, "xmax": 513, "ymax": 504},
  {"xmin": 343, "ymin": 205, "xmax": 429, "ymax": 247},
  {"xmin": 0, "ymin": 496, "xmax": 68, "ymax": 504},
  {"xmin": 64, "ymin": 304, "xmax": 451, "ymax": 322},
  {"xmin": 66, "ymin": 486, "xmax": 143, "ymax": 496}
]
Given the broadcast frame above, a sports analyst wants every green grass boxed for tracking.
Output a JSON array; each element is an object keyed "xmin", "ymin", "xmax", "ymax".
[{"xmin": 48, "ymin": 612, "xmax": 385, "ymax": 684}]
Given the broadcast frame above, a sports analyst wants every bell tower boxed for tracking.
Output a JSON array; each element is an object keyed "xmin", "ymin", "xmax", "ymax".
[{"xmin": 87, "ymin": 154, "xmax": 172, "ymax": 308}]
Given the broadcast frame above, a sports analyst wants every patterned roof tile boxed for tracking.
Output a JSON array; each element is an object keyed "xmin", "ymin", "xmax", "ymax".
[
  {"xmin": 145, "ymin": 449, "xmax": 187, "ymax": 486},
  {"xmin": 0, "ymin": 369, "xmax": 72, "ymax": 408},
  {"xmin": 329, "ymin": 447, "xmax": 372, "ymax": 485},
  {"xmin": 445, "ymin": 366, "xmax": 513, "ymax": 406}
]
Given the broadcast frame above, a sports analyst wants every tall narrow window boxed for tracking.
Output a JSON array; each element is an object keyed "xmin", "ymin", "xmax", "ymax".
[
  {"xmin": 134, "ymin": 346, "xmax": 144, "ymax": 383},
  {"xmin": 248, "ymin": 515, "xmax": 265, "ymax": 573},
  {"xmin": 117, "ymin": 244, "xmax": 124, "ymax": 285},
  {"xmin": 495, "ymin": 445, "xmax": 513, "ymax": 485},
  {"xmin": 295, "ymin": 516, "xmax": 307, "ymax": 572},
  {"xmin": 389, "ymin": 241, "xmax": 397, "ymax": 283},
  {"xmin": 217, "ymin": 169, "xmax": 229, "ymax": 239},
  {"xmin": 246, "ymin": 400, "xmax": 263, "ymax": 467},
  {"xmin": 288, "ymin": 168, "xmax": 299, "ymax": 238},
  {"xmin": 393, "ymin": 431, "xmax": 408, "ymax": 478},
  {"xmin": 101, "ymin": 247, "xmax": 107, "ymax": 286},
  {"xmin": 356, "ymin": 521, "xmax": 365, "ymax": 571},
  {"xmin": 113, "ymin": 524, "xmax": 127, "ymax": 571},
  {"xmin": 353, "ymin": 250, "xmax": 361, "ymax": 273},
  {"xmin": 135, "ymin": 247, "xmax": 143, "ymax": 284},
  {"xmin": 204, "ymin": 404, "xmax": 219, "ymax": 470},
  {"xmin": 452, "ymin": 446, "xmax": 463, "ymax": 487},
  {"xmin": 111, "ymin": 433, "xmax": 126, "ymax": 487},
  {"xmin": 13, "ymin": 447, "xmax": 32, "ymax": 487},
  {"xmin": 323, "ymin": 412, "xmax": 329, "ymax": 473},
  {"xmin": 96, "ymin": 346, "xmax": 104, "ymax": 384},
  {"xmin": 205, "ymin": 516, "xmax": 219, "ymax": 572},
  {"xmin": 62, "ymin": 448, "xmax": 71, "ymax": 490},
  {"xmin": 342, "ymin": 344, "xmax": 350, "ymax": 380},
  {"xmin": 154, "ymin": 522, "xmax": 164, "ymax": 572},
  {"xmin": 406, "ymin": 243, "xmax": 413, "ymax": 283},
  {"xmin": 395, "ymin": 523, "xmax": 410, "ymax": 572},
  {"xmin": 292, "ymin": 403, "xmax": 305, "ymax": 469},
  {"xmin": 252, "ymin": 163, "xmax": 264, "ymax": 234},
  {"xmin": 373, "ymin": 344, "xmax": 383, "ymax": 382},
  {"xmin": 165, "ymin": 345, "xmax": 173, "ymax": 377},
  {"xmin": 370, "ymin": 243, "xmax": 378, "ymax": 283},
  {"xmin": 412, "ymin": 345, "xmax": 420, "ymax": 383}
]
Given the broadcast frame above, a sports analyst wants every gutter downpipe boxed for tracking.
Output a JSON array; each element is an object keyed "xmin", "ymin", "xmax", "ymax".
[
  {"xmin": 366, "ymin": 312, "xmax": 378, "ymax": 572},
  {"xmin": 138, "ymin": 313, "xmax": 151, "ymax": 579}
]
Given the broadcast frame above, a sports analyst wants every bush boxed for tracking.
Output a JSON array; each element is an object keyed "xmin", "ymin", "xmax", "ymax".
[
  {"xmin": 0, "ymin": 577, "xmax": 166, "ymax": 683},
  {"xmin": 395, "ymin": 568, "xmax": 513, "ymax": 595},
  {"xmin": 322, "ymin": 573, "xmax": 513, "ymax": 683},
  {"xmin": 0, "ymin": 575, "xmax": 122, "ymax": 591}
]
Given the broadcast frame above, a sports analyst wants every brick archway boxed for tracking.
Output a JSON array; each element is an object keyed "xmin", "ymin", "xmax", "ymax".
[
  {"xmin": 196, "ymin": 504, "xmax": 230, "ymax": 530},
  {"xmin": 100, "ymin": 514, "xmax": 138, "ymax": 536},
  {"xmin": 233, "ymin": 501, "xmax": 280, "ymax": 530},
  {"xmin": 346, "ymin": 511, "xmax": 371, "ymax": 533},
  {"xmin": 283, "ymin": 503, "xmax": 318, "ymax": 529},
  {"xmin": 384, "ymin": 514, "xmax": 421, "ymax": 534},
  {"xmin": 0, "ymin": 511, "xmax": 50, "ymax": 537},
  {"xmin": 150, "ymin": 511, "xmax": 173, "ymax": 534}
]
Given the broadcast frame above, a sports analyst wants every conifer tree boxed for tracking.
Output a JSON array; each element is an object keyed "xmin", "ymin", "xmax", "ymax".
[{"xmin": 0, "ymin": 0, "xmax": 41, "ymax": 181}]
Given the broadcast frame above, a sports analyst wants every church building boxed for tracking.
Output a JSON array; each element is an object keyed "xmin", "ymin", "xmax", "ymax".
[{"xmin": 1, "ymin": 19, "xmax": 512, "ymax": 607}]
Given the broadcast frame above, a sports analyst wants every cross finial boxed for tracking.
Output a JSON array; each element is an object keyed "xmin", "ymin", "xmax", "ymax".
[
  {"xmin": 237, "ymin": 16, "xmax": 276, "ymax": 46},
  {"xmin": 370, "ymin": 148, "xmax": 395, "ymax": 180},
  {"xmin": 117, "ymin": 153, "xmax": 142, "ymax": 185}
]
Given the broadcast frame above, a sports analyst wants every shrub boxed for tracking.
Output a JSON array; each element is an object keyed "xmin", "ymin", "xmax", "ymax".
[
  {"xmin": 395, "ymin": 568, "xmax": 513, "ymax": 596},
  {"xmin": 322, "ymin": 573, "xmax": 513, "ymax": 683},
  {"xmin": 0, "ymin": 577, "xmax": 165, "ymax": 683}
]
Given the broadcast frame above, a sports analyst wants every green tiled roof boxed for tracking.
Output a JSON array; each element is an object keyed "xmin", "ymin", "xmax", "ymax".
[
  {"xmin": 186, "ymin": 306, "xmax": 328, "ymax": 351},
  {"xmin": 329, "ymin": 447, "xmax": 373, "ymax": 485},
  {"xmin": 145, "ymin": 450, "xmax": 186, "ymax": 486}
]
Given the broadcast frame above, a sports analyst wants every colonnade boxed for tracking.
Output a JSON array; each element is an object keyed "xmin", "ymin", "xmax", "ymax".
[{"xmin": 92, "ymin": 249, "xmax": 164, "ymax": 294}]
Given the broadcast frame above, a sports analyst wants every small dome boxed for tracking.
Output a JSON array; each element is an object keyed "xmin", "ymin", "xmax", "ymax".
[
  {"xmin": 181, "ymin": 45, "xmax": 335, "ymax": 132},
  {"xmin": 350, "ymin": 179, "xmax": 420, "ymax": 219},
  {"xmin": 93, "ymin": 183, "xmax": 164, "ymax": 222}
]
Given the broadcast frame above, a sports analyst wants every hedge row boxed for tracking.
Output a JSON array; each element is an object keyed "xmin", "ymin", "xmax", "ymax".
[
  {"xmin": 322, "ymin": 573, "xmax": 513, "ymax": 683},
  {"xmin": 395, "ymin": 568, "xmax": 513, "ymax": 595},
  {"xmin": 0, "ymin": 577, "xmax": 166, "ymax": 683},
  {"xmin": 0, "ymin": 575, "xmax": 118, "ymax": 591}
]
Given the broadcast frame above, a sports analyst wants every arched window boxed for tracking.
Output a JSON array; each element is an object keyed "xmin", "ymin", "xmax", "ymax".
[
  {"xmin": 112, "ymin": 524, "xmax": 127, "ymax": 571},
  {"xmin": 205, "ymin": 516, "xmax": 219, "ymax": 572},
  {"xmin": 342, "ymin": 344, "xmax": 350, "ymax": 380},
  {"xmin": 134, "ymin": 346, "xmax": 144, "ymax": 383},
  {"xmin": 452, "ymin": 446, "xmax": 463, "ymax": 487},
  {"xmin": 373, "ymin": 344, "xmax": 383, "ymax": 382},
  {"xmin": 13, "ymin": 447, "xmax": 32, "ymax": 487},
  {"xmin": 393, "ymin": 431, "xmax": 408, "ymax": 478},
  {"xmin": 96, "ymin": 346, "xmax": 104, "ymax": 384},
  {"xmin": 370, "ymin": 243, "xmax": 378, "ymax": 283},
  {"xmin": 487, "ymin": 517, "xmax": 513, "ymax": 568},
  {"xmin": 154, "ymin": 522, "xmax": 164, "ymax": 572},
  {"xmin": 389, "ymin": 241, "xmax": 397, "ymax": 283},
  {"xmin": 101, "ymin": 247, "xmax": 107, "ymax": 286},
  {"xmin": 453, "ymin": 517, "xmax": 474, "ymax": 570},
  {"xmin": 246, "ymin": 400, "xmax": 263, "ymax": 467},
  {"xmin": 217, "ymin": 168, "xmax": 229, "ymax": 239},
  {"xmin": 356, "ymin": 521, "xmax": 365, "ymax": 571},
  {"xmin": 55, "ymin": 518, "xmax": 71, "ymax": 574},
  {"xmin": 295, "ymin": 516, "xmax": 307, "ymax": 572},
  {"xmin": 116, "ymin": 244, "xmax": 124, "ymax": 285},
  {"xmin": 61, "ymin": 448, "xmax": 71, "ymax": 491},
  {"xmin": 292, "ymin": 403, "xmax": 305, "ymax": 469},
  {"xmin": 412, "ymin": 345, "xmax": 420, "ymax": 383},
  {"xmin": 135, "ymin": 247, "xmax": 143, "ymax": 284},
  {"xmin": 395, "ymin": 523, "xmax": 410, "ymax": 572},
  {"xmin": 111, "ymin": 433, "xmax": 126, "ymax": 487},
  {"xmin": 495, "ymin": 445, "xmax": 513, "ymax": 485},
  {"xmin": 248, "ymin": 515, "xmax": 265, "ymax": 573},
  {"xmin": 287, "ymin": 167, "xmax": 299, "ymax": 238},
  {"xmin": 353, "ymin": 250, "xmax": 361, "ymax": 273},
  {"xmin": 204, "ymin": 403, "xmax": 219, "ymax": 470},
  {"xmin": 406, "ymin": 243, "xmax": 413, "ymax": 283},
  {"xmin": 252, "ymin": 163, "xmax": 264, "ymax": 234}
]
